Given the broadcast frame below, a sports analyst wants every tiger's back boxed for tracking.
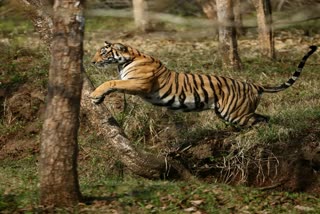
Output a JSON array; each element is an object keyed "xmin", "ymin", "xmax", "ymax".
[{"xmin": 90, "ymin": 42, "xmax": 317, "ymax": 127}]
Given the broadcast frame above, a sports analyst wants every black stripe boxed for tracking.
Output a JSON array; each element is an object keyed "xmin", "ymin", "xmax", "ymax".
[
  {"xmin": 198, "ymin": 74, "xmax": 209, "ymax": 104},
  {"xmin": 183, "ymin": 75, "xmax": 188, "ymax": 92},
  {"xmin": 226, "ymin": 80, "xmax": 240, "ymax": 118},
  {"xmin": 223, "ymin": 79, "xmax": 237, "ymax": 119},
  {"xmin": 128, "ymin": 76, "xmax": 153, "ymax": 80},
  {"xmin": 122, "ymin": 68, "xmax": 138, "ymax": 78},
  {"xmin": 175, "ymin": 72, "xmax": 179, "ymax": 93},
  {"xmin": 230, "ymin": 81, "xmax": 245, "ymax": 121},
  {"xmin": 112, "ymin": 50, "xmax": 117, "ymax": 57},
  {"xmin": 194, "ymin": 89, "xmax": 202, "ymax": 109},
  {"xmin": 190, "ymin": 74, "xmax": 198, "ymax": 91},
  {"xmin": 121, "ymin": 60, "xmax": 133, "ymax": 69},
  {"xmin": 157, "ymin": 72, "xmax": 172, "ymax": 91},
  {"xmin": 231, "ymin": 83, "xmax": 249, "ymax": 121},
  {"xmin": 185, "ymin": 74, "xmax": 192, "ymax": 92},
  {"xmin": 156, "ymin": 67, "xmax": 168, "ymax": 78},
  {"xmin": 207, "ymin": 75, "xmax": 222, "ymax": 115},
  {"xmin": 217, "ymin": 76, "xmax": 229, "ymax": 114},
  {"xmin": 166, "ymin": 96, "xmax": 175, "ymax": 106},
  {"xmin": 157, "ymin": 61, "xmax": 163, "ymax": 69},
  {"xmin": 230, "ymin": 81, "xmax": 245, "ymax": 114},
  {"xmin": 160, "ymin": 85, "xmax": 172, "ymax": 99},
  {"xmin": 286, "ymin": 78, "xmax": 295, "ymax": 86}
]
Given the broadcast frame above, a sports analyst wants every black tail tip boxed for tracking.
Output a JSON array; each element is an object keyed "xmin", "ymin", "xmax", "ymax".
[{"xmin": 309, "ymin": 45, "xmax": 318, "ymax": 52}]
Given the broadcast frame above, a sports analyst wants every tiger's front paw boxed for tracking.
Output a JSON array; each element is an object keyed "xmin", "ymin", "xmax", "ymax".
[{"xmin": 90, "ymin": 92, "xmax": 105, "ymax": 105}]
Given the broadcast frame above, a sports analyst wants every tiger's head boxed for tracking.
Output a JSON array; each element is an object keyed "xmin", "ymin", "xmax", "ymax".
[{"xmin": 91, "ymin": 41, "xmax": 131, "ymax": 67}]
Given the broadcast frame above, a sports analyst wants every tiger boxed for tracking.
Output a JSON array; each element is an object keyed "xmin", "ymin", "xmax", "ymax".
[{"xmin": 90, "ymin": 41, "xmax": 317, "ymax": 127}]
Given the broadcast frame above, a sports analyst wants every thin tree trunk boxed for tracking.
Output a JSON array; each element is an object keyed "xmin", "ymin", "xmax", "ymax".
[
  {"xmin": 233, "ymin": 0, "xmax": 245, "ymax": 36},
  {"xmin": 216, "ymin": 0, "xmax": 242, "ymax": 70},
  {"xmin": 132, "ymin": 0, "xmax": 150, "ymax": 32},
  {"xmin": 19, "ymin": 0, "xmax": 53, "ymax": 45},
  {"xmin": 197, "ymin": 0, "xmax": 217, "ymax": 20},
  {"xmin": 20, "ymin": 0, "xmax": 194, "ymax": 182},
  {"xmin": 196, "ymin": 0, "xmax": 218, "ymax": 35},
  {"xmin": 252, "ymin": 0, "xmax": 275, "ymax": 58},
  {"xmin": 39, "ymin": 0, "xmax": 84, "ymax": 206}
]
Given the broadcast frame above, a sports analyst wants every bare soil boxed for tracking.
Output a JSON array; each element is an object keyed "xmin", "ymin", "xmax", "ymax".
[{"xmin": 0, "ymin": 83, "xmax": 44, "ymax": 160}]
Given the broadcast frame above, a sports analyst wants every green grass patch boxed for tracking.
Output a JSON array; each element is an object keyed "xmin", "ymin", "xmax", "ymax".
[
  {"xmin": 0, "ymin": 17, "xmax": 33, "ymax": 36},
  {"xmin": 85, "ymin": 16, "xmax": 133, "ymax": 32},
  {"xmin": 0, "ymin": 42, "xmax": 49, "ymax": 90},
  {"xmin": 1, "ymin": 166, "xmax": 320, "ymax": 213},
  {"xmin": 0, "ymin": 157, "xmax": 39, "ymax": 212}
]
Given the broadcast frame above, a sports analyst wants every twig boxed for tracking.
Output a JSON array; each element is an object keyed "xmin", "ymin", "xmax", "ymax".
[{"xmin": 258, "ymin": 181, "xmax": 287, "ymax": 191}]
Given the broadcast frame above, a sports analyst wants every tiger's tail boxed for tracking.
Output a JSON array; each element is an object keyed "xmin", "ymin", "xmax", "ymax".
[{"xmin": 262, "ymin": 46, "xmax": 317, "ymax": 93}]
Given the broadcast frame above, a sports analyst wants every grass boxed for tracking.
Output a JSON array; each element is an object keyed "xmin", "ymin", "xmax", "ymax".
[
  {"xmin": 1, "ymin": 10, "xmax": 320, "ymax": 213},
  {"xmin": 1, "ymin": 157, "xmax": 320, "ymax": 213},
  {"xmin": 1, "ymin": 153, "xmax": 320, "ymax": 213},
  {"xmin": 0, "ymin": 157, "xmax": 39, "ymax": 212},
  {"xmin": 0, "ymin": 42, "xmax": 49, "ymax": 90}
]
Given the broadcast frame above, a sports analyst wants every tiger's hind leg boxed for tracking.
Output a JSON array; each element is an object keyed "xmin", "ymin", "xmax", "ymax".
[{"xmin": 247, "ymin": 113, "xmax": 270, "ymax": 127}]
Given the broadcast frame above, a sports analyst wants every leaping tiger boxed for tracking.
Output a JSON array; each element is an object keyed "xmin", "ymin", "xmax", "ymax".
[{"xmin": 90, "ymin": 41, "xmax": 317, "ymax": 127}]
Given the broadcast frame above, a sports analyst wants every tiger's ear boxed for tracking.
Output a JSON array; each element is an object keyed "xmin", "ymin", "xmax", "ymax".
[
  {"xmin": 113, "ymin": 43, "xmax": 128, "ymax": 52},
  {"xmin": 104, "ymin": 41, "xmax": 112, "ymax": 47}
]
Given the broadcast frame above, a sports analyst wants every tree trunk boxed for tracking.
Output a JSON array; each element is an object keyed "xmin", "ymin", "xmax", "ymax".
[
  {"xmin": 197, "ymin": 0, "xmax": 217, "ymax": 20},
  {"xmin": 252, "ymin": 0, "xmax": 275, "ymax": 59},
  {"xmin": 233, "ymin": 0, "xmax": 245, "ymax": 36},
  {"xmin": 216, "ymin": 0, "xmax": 242, "ymax": 70},
  {"xmin": 39, "ymin": 0, "xmax": 84, "ymax": 206},
  {"xmin": 196, "ymin": 0, "xmax": 218, "ymax": 35},
  {"xmin": 132, "ymin": 0, "xmax": 150, "ymax": 32}
]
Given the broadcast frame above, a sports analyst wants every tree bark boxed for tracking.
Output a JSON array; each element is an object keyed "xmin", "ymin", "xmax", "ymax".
[
  {"xmin": 196, "ymin": 0, "xmax": 217, "ymax": 20},
  {"xmin": 20, "ymin": 0, "xmax": 194, "ymax": 182},
  {"xmin": 233, "ymin": 0, "xmax": 245, "ymax": 36},
  {"xmin": 19, "ymin": 0, "xmax": 53, "ymax": 46},
  {"xmin": 132, "ymin": 0, "xmax": 150, "ymax": 32},
  {"xmin": 216, "ymin": 0, "xmax": 242, "ymax": 70},
  {"xmin": 38, "ymin": 0, "xmax": 84, "ymax": 206},
  {"xmin": 252, "ymin": 0, "xmax": 275, "ymax": 59},
  {"xmin": 196, "ymin": 0, "xmax": 218, "ymax": 35}
]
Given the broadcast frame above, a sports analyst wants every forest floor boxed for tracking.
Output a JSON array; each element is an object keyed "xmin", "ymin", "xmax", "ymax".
[{"xmin": 1, "ymin": 9, "xmax": 320, "ymax": 213}]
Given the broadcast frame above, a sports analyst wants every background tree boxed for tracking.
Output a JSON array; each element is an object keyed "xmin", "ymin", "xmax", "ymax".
[
  {"xmin": 196, "ymin": 0, "xmax": 217, "ymax": 20},
  {"xmin": 196, "ymin": 0, "xmax": 218, "ymax": 35},
  {"xmin": 233, "ymin": 0, "xmax": 245, "ymax": 36},
  {"xmin": 132, "ymin": 0, "xmax": 150, "ymax": 32},
  {"xmin": 39, "ymin": 0, "xmax": 84, "ymax": 206},
  {"xmin": 197, "ymin": 0, "xmax": 245, "ymax": 37},
  {"xmin": 252, "ymin": 0, "xmax": 275, "ymax": 58},
  {"xmin": 216, "ymin": 0, "xmax": 242, "ymax": 70}
]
